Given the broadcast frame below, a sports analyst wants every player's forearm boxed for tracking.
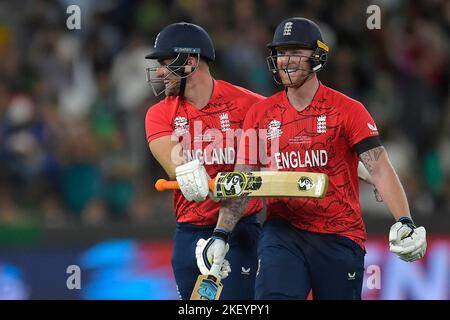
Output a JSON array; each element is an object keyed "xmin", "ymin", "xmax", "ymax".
[
  {"xmin": 357, "ymin": 161, "xmax": 373, "ymax": 185},
  {"xmin": 372, "ymin": 167, "xmax": 410, "ymax": 220},
  {"xmin": 158, "ymin": 161, "xmax": 178, "ymax": 180},
  {"xmin": 216, "ymin": 164, "xmax": 259, "ymax": 232},
  {"xmin": 149, "ymin": 138, "xmax": 184, "ymax": 179},
  {"xmin": 216, "ymin": 198, "xmax": 249, "ymax": 232},
  {"xmin": 359, "ymin": 147, "xmax": 410, "ymax": 220}
]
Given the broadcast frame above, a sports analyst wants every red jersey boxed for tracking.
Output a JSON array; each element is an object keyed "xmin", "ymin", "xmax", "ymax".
[
  {"xmin": 146, "ymin": 79, "xmax": 264, "ymax": 225},
  {"xmin": 238, "ymin": 83, "xmax": 380, "ymax": 249}
]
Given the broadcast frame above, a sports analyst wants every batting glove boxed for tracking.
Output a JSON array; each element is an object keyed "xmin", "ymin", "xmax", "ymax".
[
  {"xmin": 175, "ymin": 159, "xmax": 210, "ymax": 202},
  {"xmin": 389, "ymin": 216, "xmax": 427, "ymax": 262},
  {"xmin": 195, "ymin": 228, "xmax": 231, "ymax": 280}
]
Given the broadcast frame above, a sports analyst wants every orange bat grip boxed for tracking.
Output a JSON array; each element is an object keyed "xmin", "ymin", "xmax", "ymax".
[
  {"xmin": 155, "ymin": 179, "xmax": 179, "ymax": 191},
  {"xmin": 208, "ymin": 178, "xmax": 216, "ymax": 191},
  {"xmin": 155, "ymin": 178, "xmax": 216, "ymax": 192}
]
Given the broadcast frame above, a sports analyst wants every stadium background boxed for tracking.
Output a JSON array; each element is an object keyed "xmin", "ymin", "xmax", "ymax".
[{"xmin": 0, "ymin": 0, "xmax": 448, "ymax": 299}]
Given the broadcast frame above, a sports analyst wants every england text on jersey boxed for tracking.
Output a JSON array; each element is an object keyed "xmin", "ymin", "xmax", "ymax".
[
  {"xmin": 183, "ymin": 147, "xmax": 236, "ymax": 165},
  {"xmin": 274, "ymin": 149, "xmax": 328, "ymax": 169}
]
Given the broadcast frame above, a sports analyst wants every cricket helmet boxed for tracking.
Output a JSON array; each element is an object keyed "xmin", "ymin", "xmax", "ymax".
[
  {"xmin": 267, "ymin": 17, "xmax": 329, "ymax": 78},
  {"xmin": 145, "ymin": 22, "xmax": 215, "ymax": 62},
  {"xmin": 145, "ymin": 22, "xmax": 215, "ymax": 96}
]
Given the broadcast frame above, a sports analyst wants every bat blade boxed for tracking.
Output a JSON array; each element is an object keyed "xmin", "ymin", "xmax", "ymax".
[
  {"xmin": 190, "ymin": 275, "xmax": 223, "ymax": 300},
  {"xmin": 213, "ymin": 171, "xmax": 328, "ymax": 199},
  {"xmin": 155, "ymin": 171, "xmax": 328, "ymax": 199}
]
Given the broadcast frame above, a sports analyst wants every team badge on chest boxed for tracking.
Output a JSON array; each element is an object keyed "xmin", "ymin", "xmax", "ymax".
[
  {"xmin": 267, "ymin": 119, "xmax": 283, "ymax": 140},
  {"xmin": 174, "ymin": 116, "xmax": 189, "ymax": 136},
  {"xmin": 317, "ymin": 115, "xmax": 326, "ymax": 134}
]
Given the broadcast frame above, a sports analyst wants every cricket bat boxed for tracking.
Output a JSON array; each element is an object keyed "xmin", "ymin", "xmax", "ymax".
[
  {"xmin": 190, "ymin": 274, "xmax": 223, "ymax": 300},
  {"xmin": 155, "ymin": 171, "xmax": 328, "ymax": 198}
]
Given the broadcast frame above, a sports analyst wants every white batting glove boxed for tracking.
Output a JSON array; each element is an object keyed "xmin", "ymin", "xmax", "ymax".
[
  {"xmin": 389, "ymin": 217, "xmax": 427, "ymax": 262},
  {"xmin": 195, "ymin": 228, "xmax": 231, "ymax": 280},
  {"xmin": 175, "ymin": 159, "xmax": 210, "ymax": 202}
]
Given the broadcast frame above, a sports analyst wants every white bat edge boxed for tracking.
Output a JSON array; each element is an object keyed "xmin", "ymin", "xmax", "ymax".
[{"xmin": 315, "ymin": 176, "xmax": 324, "ymax": 197}]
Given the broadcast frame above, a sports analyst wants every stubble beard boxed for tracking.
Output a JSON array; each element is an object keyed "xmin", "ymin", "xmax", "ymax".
[
  {"xmin": 164, "ymin": 80, "xmax": 181, "ymax": 96},
  {"xmin": 281, "ymin": 71, "xmax": 312, "ymax": 88}
]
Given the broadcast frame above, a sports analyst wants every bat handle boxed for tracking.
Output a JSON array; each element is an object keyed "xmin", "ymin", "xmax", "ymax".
[
  {"xmin": 155, "ymin": 179, "xmax": 180, "ymax": 191},
  {"xmin": 209, "ymin": 263, "xmax": 222, "ymax": 279},
  {"xmin": 155, "ymin": 178, "xmax": 216, "ymax": 192},
  {"xmin": 208, "ymin": 178, "xmax": 216, "ymax": 192}
]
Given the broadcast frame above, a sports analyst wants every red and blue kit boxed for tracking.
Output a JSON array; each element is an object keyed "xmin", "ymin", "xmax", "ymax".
[
  {"xmin": 239, "ymin": 83, "xmax": 380, "ymax": 249},
  {"xmin": 146, "ymin": 79, "xmax": 264, "ymax": 225}
]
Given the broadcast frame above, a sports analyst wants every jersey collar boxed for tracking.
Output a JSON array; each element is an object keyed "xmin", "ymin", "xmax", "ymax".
[
  {"xmin": 282, "ymin": 81, "xmax": 327, "ymax": 111},
  {"xmin": 177, "ymin": 78, "xmax": 218, "ymax": 110},
  {"xmin": 311, "ymin": 82, "xmax": 327, "ymax": 104},
  {"xmin": 209, "ymin": 79, "xmax": 220, "ymax": 102}
]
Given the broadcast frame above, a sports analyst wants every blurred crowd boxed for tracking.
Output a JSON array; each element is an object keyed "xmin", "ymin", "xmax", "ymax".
[{"xmin": 0, "ymin": 0, "xmax": 448, "ymax": 227}]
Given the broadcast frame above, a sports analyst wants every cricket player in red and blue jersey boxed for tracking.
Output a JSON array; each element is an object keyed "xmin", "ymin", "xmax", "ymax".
[
  {"xmin": 197, "ymin": 17, "xmax": 427, "ymax": 300},
  {"xmin": 145, "ymin": 22, "xmax": 264, "ymax": 300}
]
